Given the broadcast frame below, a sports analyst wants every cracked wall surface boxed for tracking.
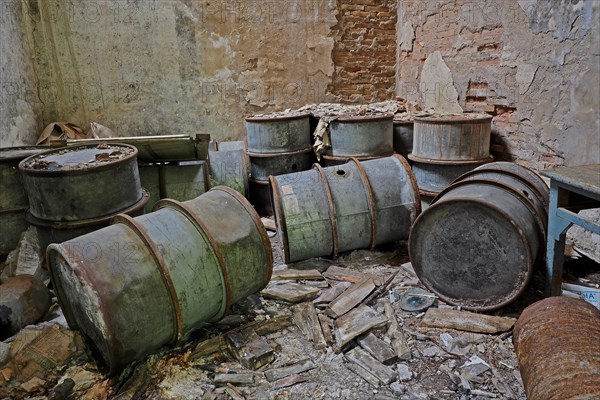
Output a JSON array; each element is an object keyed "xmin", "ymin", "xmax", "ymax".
[
  {"xmin": 1, "ymin": 0, "xmax": 338, "ymax": 142},
  {"xmin": 397, "ymin": 0, "xmax": 600, "ymax": 171}
]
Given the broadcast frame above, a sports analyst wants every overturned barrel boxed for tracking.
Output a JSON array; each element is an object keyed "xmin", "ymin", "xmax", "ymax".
[
  {"xmin": 270, "ymin": 155, "xmax": 420, "ymax": 263},
  {"xmin": 47, "ymin": 186, "xmax": 272, "ymax": 374},
  {"xmin": 409, "ymin": 162, "xmax": 548, "ymax": 310},
  {"xmin": 513, "ymin": 297, "xmax": 600, "ymax": 400}
]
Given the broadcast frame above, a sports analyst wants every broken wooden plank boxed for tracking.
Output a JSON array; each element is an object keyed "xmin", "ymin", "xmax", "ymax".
[
  {"xmin": 312, "ymin": 281, "xmax": 351, "ymax": 305},
  {"xmin": 213, "ymin": 374, "xmax": 254, "ymax": 386},
  {"xmin": 357, "ymin": 333, "xmax": 397, "ymax": 366},
  {"xmin": 224, "ymin": 384, "xmax": 245, "ymax": 400},
  {"xmin": 261, "ymin": 217, "xmax": 276, "ymax": 231},
  {"xmin": 226, "ymin": 330, "xmax": 274, "ymax": 370},
  {"xmin": 191, "ymin": 315, "xmax": 291, "ymax": 359},
  {"xmin": 383, "ymin": 299, "xmax": 411, "ymax": 361},
  {"xmin": 273, "ymin": 374, "xmax": 310, "ymax": 390},
  {"xmin": 326, "ymin": 278, "xmax": 375, "ymax": 318},
  {"xmin": 346, "ymin": 362, "xmax": 380, "ymax": 388},
  {"xmin": 323, "ymin": 265, "xmax": 367, "ymax": 283},
  {"xmin": 334, "ymin": 305, "xmax": 388, "ymax": 348},
  {"xmin": 271, "ymin": 269, "xmax": 323, "ymax": 281},
  {"xmin": 265, "ymin": 359, "xmax": 317, "ymax": 382},
  {"xmin": 291, "ymin": 303, "xmax": 327, "ymax": 350},
  {"xmin": 318, "ymin": 314, "xmax": 334, "ymax": 346},
  {"xmin": 262, "ymin": 283, "xmax": 320, "ymax": 303},
  {"xmin": 345, "ymin": 347, "xmax": 396, "ymax": 384},
  {"xmin": 419, "ymin": 308, "xmax": 516, "ymax": 334}
]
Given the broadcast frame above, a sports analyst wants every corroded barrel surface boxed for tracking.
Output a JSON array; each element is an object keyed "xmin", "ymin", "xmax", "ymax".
[
  {"xmin": 19, "ymin": 144, "xmax": 142, "ymax": 221},
  {"xmin": 271, "ymin": 155, "xmax": 420, "ymax": 263},
  {"xmin": 410, "ymin": 156, "xmax": 492, "ymax": 194},
  {"xmin": 412, "ymin": 113, "xmax": 492, "ymax": 162},
  {"xmin": 410, "ymin": 169, "xmax": 548, "ymax": 310},
  {"xmin": 320, "ymin": 154, "xmax": 380, "ymax": 167},
  {"xmin": 47, "ymin": 187, "xmax": 272, "ymax": 374},
  {"xmin": 245, "ymin": 113, "xmax": 311, "ymax": 154},
  {"xmin": 327, "ymin": 114, "xmax": 394, "ymax": 157},
  {"xmin": 249, "ymin": 147, "xmax": 315, "ymax": 181},
  {"xmin": 513, "ymin": 297, "xmax": 600, "ymax": 400}
]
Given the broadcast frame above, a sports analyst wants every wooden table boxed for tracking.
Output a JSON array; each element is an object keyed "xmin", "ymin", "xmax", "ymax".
[{"xmin": 542, "ymin": 164, "xmax": 600, "ymax": 296}]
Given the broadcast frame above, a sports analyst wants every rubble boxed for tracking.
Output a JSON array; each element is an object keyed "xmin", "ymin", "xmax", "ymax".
[
  {"xmin": 0, "ymin": 275, "xmax": 52, "ymax": 339},
  {"xmin": 419, "ymin": 308, "xmax": 517, "ymax": 334}
]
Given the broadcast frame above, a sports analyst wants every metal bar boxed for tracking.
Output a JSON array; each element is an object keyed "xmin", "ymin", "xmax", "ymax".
[{"xmin": 556, "ymin": 208, "xmax": 600, "ymax": 235}]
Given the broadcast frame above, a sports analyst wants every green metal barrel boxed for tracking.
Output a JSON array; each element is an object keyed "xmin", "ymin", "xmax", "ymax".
[
  {"xmin": 270, "ymin": 155, "xmax": 420, "ymax": 263},
  {"xmin": 46, "ymin": 187, "xmax": 272, "ymax": 374},
  {"xmin": 327, "ymin": 114, "xmax": 394, "ymax": 158}
]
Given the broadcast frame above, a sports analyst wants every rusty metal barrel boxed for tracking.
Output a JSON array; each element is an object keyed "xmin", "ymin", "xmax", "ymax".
[
  {"xmin": 19, "ymin": 144, "xmax": 142, "ymax": 221},
  {"xmin": 513, "ymin": 297, "xmax": 600, "ymax": 400},
  {"xmin": 208, "ymin": 148, "xmax": 249, "ymax": 197},
  {"xmin": 270, "ymin": 155, "xmax": 420, "ymax": 263},
  {"xmin": 393, "ymin": 119, "xmax": 414, "ymax": 158},
  {"xmin": 326, "ymin": 114, "xmax": 394, "ymax": 158},
  {"xmin": 320, "ymin": 154, "xmax": 380, "ymax": 168},
  {"xmin": 409, "ymin": 163, "xmax": 548, "ymax": 310},
  {"xmin": 410, "ymin": 157, "xmax": 493, "ymax": 194},
  {"xmin": 412, "ymin": 113, "xmax": 492, "ymax": 162},
  {"xmin": 18, "ymin": 144, "xmax": 145, "ymax": 250},
  {"xmin": 0, "ymin": 146, "xmax": 47, "ymax": 255},
  {"xmin": 245, "ymin": 113, "xmax": 311, "ymax": 154},
  {"xmin": 46, "ymin": 186, "xmax": 272, "ymax": 374}
]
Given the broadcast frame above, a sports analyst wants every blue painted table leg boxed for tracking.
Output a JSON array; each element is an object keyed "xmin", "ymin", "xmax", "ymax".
[{"xmin": 545, "ymin": 182, "xmax": 573, "ymax": 296}]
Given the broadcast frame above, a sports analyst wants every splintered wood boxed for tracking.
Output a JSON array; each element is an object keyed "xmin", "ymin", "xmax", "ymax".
[{"xmin": 419, "ymin": 308, "xmax": 516, "ymax": 334}]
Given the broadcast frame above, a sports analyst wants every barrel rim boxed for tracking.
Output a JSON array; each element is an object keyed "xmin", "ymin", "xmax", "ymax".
[
  {"xmin": 245, "ymin": 112, "xmax": 310, "ymax": 122},
  {"xmin": 393, "ymin": 119, "xmax": 415, "ymax": 125},
  {"xmin": 321, "ymin": 154, "xmax": 383, "ymax": 162},
  {"xmin": 474, "ymin": 162, "xmax": 549, "ymax": 202},
  {"xmin": 25, "ymin": 189, "xmax": 149, "ymax": 229},
  {"xmin": 0, "ymin": 145, "xmax": 49, "ymax": 163},
  {"xmin": 419, "ymin": 188, "xmax": 440, "ymax": 198},
  {"xmin": 409, "ymin": 198, "xmax": 534, "ymax": 311},
  {"xmin": 0, "ymin": 207, "xmax": 28, "ymax": 215},
  {"xmin": 408, "ymin": 154, "xmax": 494, "ymax": 165},
  {"xmin": 413, "ymin": 113, "xmax": 493, "ymax": 123},
  {"xmin": 209, "ymin": 185, "xmax": 274, "ymax": 289},
  {"xmin": 269, "ymin": 175, "xmax": 291, "ymax": 263},
  {"xmin": 247, "ymin": 146, "xmax": 314, "ymax": 158},
  {"xmin": 331, "ymin": 113, "xmax": 394, "ymax": 122},
  {"xmin": 18, "ymin": 143, "xmax": 139, "ymax": 176},
  {"xmin": 152, "ymin": 197, "xmax": 232, "ymax": 323}
]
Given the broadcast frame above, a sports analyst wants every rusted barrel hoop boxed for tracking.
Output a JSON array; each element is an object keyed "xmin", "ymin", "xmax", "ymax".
[
  {"xmin": 408, "ymin": 153, "xmax": 493, "ymax": 165},
  {"xmin": 313, "ymin": 163, "xmax": 339, "ymax": 258},
  {"xmin": 211, "ymin": 186, "xmax": 273, "ymax": 287},
  {"xmin": 111, "ymin": 214, "xmax": 183, "ymax": 344},
  {"xmin": 152, "ymin": 198, "xmax": 232, "ymax": 322},
  {"xmin": 349, "ymin": 158, "xmax": 378, "ymax": 250},
  {"xmin": 453, "ymin": 168, "xmax": 548, "ymax": 235},
  {"xmin": 393, "ymin": 154, "xmax": 422, "ymax": 216},
  {"xmin": 409, "ymin": 197, "xmax": 534, "ymax": 311},
  {"xmin": 247, "ymin": 146, "xmax": 313, "ymax": 158},
  {"xmin": 269, "ymin": 175, "xmax": 291, "ymax": 262},
  {"xmin": 431, "ymin": 179, "xmax": 546, "ymax": 243}
]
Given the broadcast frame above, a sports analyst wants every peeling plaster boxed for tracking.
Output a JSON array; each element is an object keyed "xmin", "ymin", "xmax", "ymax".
[
  {"xmin": 399, "ymin": 21, "xmax": 415, "ymax": 52},
  {"xmin": 420, "ymin": 51, "xmax": 463, "ymax": 113}
]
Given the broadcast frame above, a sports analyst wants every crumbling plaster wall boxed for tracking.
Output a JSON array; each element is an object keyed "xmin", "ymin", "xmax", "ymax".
[
  {"xmin": 397, "ymin": 0, "xmax": 600, "ymax": 171},
  {"xmin": 1, "ymin": 0, "xmax": 338, "ymax": 144}
]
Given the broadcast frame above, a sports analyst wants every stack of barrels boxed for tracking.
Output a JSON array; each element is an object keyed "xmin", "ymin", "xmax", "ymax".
[
  {"xmin": 320, "ymin": 114, "xmax": 394, "ymax": 167},
  {"xmin": 408, "ymin": 113, "xmax": 494, "ymax": 209},
  {"xmin": 18, "ymin": 144, "xmax": 149, "ymax": 251},
  {"xmin": 245, "ymin": 113, "xmax": 315, "ymax": 215}
]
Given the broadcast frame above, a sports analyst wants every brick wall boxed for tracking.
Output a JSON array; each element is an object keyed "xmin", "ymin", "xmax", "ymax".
[
  {"xmin": 328, "ymin": 0, "xmax": 398, "ymax": 103},
  {"xmin": 396, "ymin": 0, "xmax": 599, "ymax": 171}
]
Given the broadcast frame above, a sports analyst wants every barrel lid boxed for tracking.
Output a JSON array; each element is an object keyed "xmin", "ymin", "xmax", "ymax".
[
  {"xmin": 409, "ymin": 199, "xmax": 533, "ymax": 311},
  {"xmin": 0, "ymin": 146, "xmax": 48, "ymax": 163},
  {"xmin": 413, "ymin": 113, "xmax": 492, "ymax": 123},
  {"xmin": 19, "ymin": 144, "xmax": 138, "ymax": 176},
  {"xmin": 245, "ymin": 112, "xmax": 310, "ymax": 122}
]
